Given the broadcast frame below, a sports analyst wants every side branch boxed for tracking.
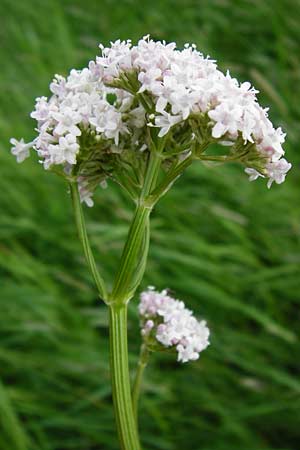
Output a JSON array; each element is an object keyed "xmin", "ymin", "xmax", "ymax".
[{"xmin": 70, "ymin": 182, "xmax": 108, "ymax": 301}]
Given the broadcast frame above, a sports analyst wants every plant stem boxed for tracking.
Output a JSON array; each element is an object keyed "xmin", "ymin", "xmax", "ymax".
[
  {"xmin": 111, "ymin": 149, "xmax": 162, "ymax": 305},
  {"xmin": 109, "ymin": 304, "xmax": 141, "ymax": 450},
  {"xmin": 110, "ymin": 204, "xmax": 151, "ymax": 304},
  {"xmin": 132, "ymin": 344, "xmax": 150, "ymax": 423},
  {"xmin": 70, "ymin": 182, "xmax": 108, "ymax": 301},
  {"xmin": 108, "ymin": 149, "xmax": 162, "ymax": 449},
  {"xmin": 147, "ymin": 154, "xmax": 195, "ymax": 205}
]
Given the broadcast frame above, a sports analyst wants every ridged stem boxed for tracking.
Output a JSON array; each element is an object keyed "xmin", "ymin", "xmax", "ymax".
[
  {"xmin": 111, "ymin": 149, "xmax": 161, "ymax": 304},
  {"xmin": 109, "ymin": 149, "xmax": 162, "ymax": 449},
  {"xmin": 109, "ymin": 304, "xmax": 141, "ymax": 450}
]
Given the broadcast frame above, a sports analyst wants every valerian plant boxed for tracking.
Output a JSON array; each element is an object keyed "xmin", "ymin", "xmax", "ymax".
[{"xmin": 10, "ymin": 36, "xmax": 291, "ymax": 450}]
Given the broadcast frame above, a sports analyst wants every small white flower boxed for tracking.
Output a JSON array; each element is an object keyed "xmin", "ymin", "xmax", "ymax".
[
  {"xmin": 10, "ymin": 138, "xmax": 33, "ymax": 163},
  {"xmin": 103, "ymin": 109, "xmax": 128, "ymax": 145},
  {"xmin": 245, "ymin": 167, "xmax": 264, "ymax": 182},
  {"xmin": 241, "ymin": 109, "xmax": 257, "ymax": 143},
  {"xmin": 155, "ymin": 96, "xmax": 168, "ymax": 114},
  {"xmin": 50, "ymin": 75, "xmax": 67, "ymax": 97},
  {"xmin": 266, "ymin": 158, "xmax": 292, "ymax": 188},
  {"xmin": 154, "ymin": 112, "xmax": 182, "ymax": 137},
  {"xmin": 169, "ymin": 86, "xmax": 199, "ymax": 120},
  {"xmin": 208, "ymin": 103, "xmax": 243, "ymax": 139},
  {"xmin": 52, "ymin": 107, "xmax": 82, "ymax": 137},
  {"xmin": 31, "ymin": 96, "xmax": 56, "ymax": 123},
  {"xmin": 138, "ymin": 68, "xmax": 162, "ymax": 93},
  {"xmin": 48, "ymin": 134, "xmax": 79, "ymax": 166},
  {"xmin": 259, "ymin": 126, "xmax": 286, "ymax": 161}
]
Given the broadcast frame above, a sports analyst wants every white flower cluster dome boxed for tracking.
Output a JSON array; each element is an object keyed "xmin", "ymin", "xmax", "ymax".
[
  {"xmin": 139, "ymin": 287, "xmax": 210, "ymax": 363},
  {"xmin": 10, "ymin": 35, "xmax": 291, "ymax": 205}
]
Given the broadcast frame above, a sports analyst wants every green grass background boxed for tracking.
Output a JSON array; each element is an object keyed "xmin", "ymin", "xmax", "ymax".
[{"xmin": 1, "ymin": 0, "xmax": 300, "ymax": 449}]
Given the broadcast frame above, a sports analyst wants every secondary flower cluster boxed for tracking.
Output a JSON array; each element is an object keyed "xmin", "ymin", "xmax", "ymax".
[
  {"xmin": 10, "ymin": 36, "xmax": 291, "ymax": 205},
  {"xmin": 139, "ymin": 287, "xmax": 210, "ymax": 363}
]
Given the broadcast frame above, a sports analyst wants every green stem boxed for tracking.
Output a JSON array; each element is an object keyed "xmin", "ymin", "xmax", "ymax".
[
  {"xmin": 132, "ymin": 344, "xmax": 150, "ymax": 423},
  {"xmin": 198, "ymin": 154, "xmax": 237, "ymax": 162},
  {"xmin": 108, "ymin": 149, "xmax": 162, "ymax": 449},
  {"xmin": 146, "ymin": 141, "xmax": 226, "ymax": 205},
  {"xmin": 147, "ymin": 154, "xmax": 195, "ymax": 205},
  {"xmin": 111, "ymin": 150, "xmax": 162, "ymax": 304},
  {"xmin": 111, "ymin": 205, "xmax": 151, "ymax": 303},
  {"xmin": 141, "ymin": 149, "xmax": 162, "ymax": 197},
  {"xmin": 109, "ymin": 304, "xmax": 141, "ymax": 450},
  {"xmin": 70, "ymin": 182, "xmax": 108, "ymax": 301}
]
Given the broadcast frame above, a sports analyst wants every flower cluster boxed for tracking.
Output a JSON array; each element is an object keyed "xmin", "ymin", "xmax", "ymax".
[
  {"xmin": 10, "ymin": 68, "xmax": 145, "ymax": 205},
  {"xmin": 139, "ymin": 287, "xmax": 210, "ymax": 363},
  {"xmin": 10, "ymin": 36, "xmax": 291, "ymax": 205}
]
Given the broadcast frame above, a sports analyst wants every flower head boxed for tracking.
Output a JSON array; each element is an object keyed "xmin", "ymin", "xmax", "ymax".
[
  {"xmin": 10, "ymin": 36, "xmax": 291, "ymax": 205},
  {"xmin": 139, "ymin": 287, "xmax": 210, "ymax": 363}
]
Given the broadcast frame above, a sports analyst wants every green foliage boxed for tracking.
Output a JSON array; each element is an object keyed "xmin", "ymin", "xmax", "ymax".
[{"xmin": 0, "ymin": 0, "xmax": 299, "ymax": 449}]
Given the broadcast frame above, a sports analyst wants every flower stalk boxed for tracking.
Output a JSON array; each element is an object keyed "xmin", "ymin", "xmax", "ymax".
[
  {"xmin": 70, "ymin": 181, "xmax": 108, "ymax": 301},
  {"xmin": 110, "ymin": 204, "xmax": 151, "ymax": 305},
  {"xmin": 109, "ymin": 304, "xmax": 141, "ymax": 450},
  {"xmin": 106, "ymin": 147, "xmax": 162, "ymax": 449},
  {"xmin": 132, "ymin": 344, "xmax": 150, "ymax": 423},
  {"xmin": 110, "ymin": 148, "xmax": 162, "ymax": 304}
]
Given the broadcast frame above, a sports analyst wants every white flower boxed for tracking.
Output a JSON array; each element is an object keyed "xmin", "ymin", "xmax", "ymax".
[
  {"xmin": 266, "ymin": 158, "xmax": 292, "ymax": 188},
  {"xmin": 30, "ymin": 96, "xmax": 56, "ymax": 123},
  {"xmin": 245, "ymin": 158, "xmax": 292, "ymax": 188},
  {"xmin": 208, "ymin": 103, "xmax": 243, "ymax": 139},
  {"xmin": 65, "ymin": 68, "xmax": 93, "ymax": 92},
  {"xmin": 241, "ymin": 109, "xmax": 257, "ymax": 143},
  {"xmin": 90, "ymin": 106, "xmax": 127, "ymax": 145},
  {"xmin": 139, "ymin": 287, "xmax": 210, "ymax": 363},
  {"xmin": 259, "ymin": 126, "xmax": 286, "ymax": 161},
  {"xmin": 169, "ymin": 86, "xmax": 199, "ymax": 120},
  {"xmin": 50, "ymin": 75, "xmax": 67, "ymax": 97},
  {"xmin": 103, "ymin": 109, "xmax": 128, "ymax": 145},
  {"xmin": 88, "ymin": 60, "xmax": 104, "ymax": 80},
  {"xmin": 138, "ymin": 68, "xmax": 162, "ymax": 93},
  {"xmin": 48, "ymin": 134, "xmax": 79, "ymax": 166},
  {"xmin": 245, "ymin": 168, "xmax": 263, "ymax": 182},
  {"xmin": 154, "ymin": 112, "xmax": 182, "ymax": 137},
  {"xmin": 155, "ymin": 95, "xmax": 168, "ymax": 114},
  {"xmin": 10, "ymin": 138, "xmax": 33, "ymax": 163},
  {"xmin": 52, "ymin": 107, "xmax": 82, "ymax": 137}
]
